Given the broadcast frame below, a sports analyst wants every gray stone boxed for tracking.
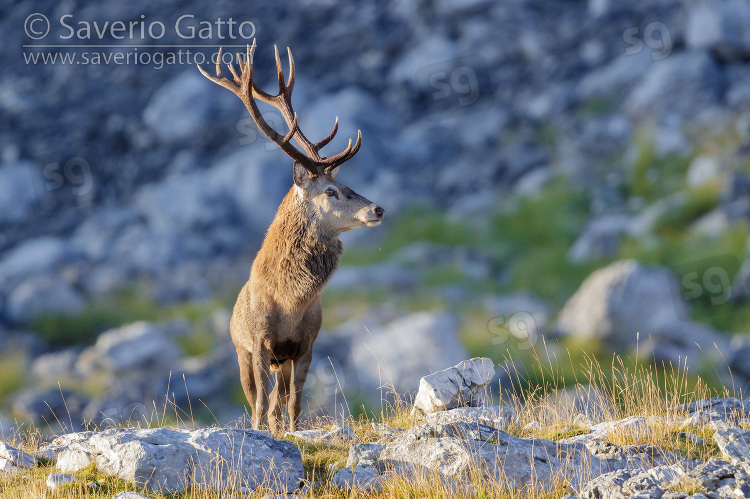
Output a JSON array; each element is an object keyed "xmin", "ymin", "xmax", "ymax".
[
  {"xmin": 414, "ymin": 421, "xmax": 508, "ymax": 443},
  {"xmin": 556, "ymin": 260, "xmax": 724, "ymax": 355},
  {"xmin": 687, "ymin": 156, "xmax": 722, "ymax": 189},
  {"xmin": 346, "ymin": 443, "xmax": 385, "ymax": 467},
  {"xmin": 584, "ymin": 441, "xmax": 694, "ymax": 473},
  {"xmin": 285, "ymin": 425, "xmax": 358, "ymax": 444},
  {"xmin": 47, "ymin": 472, "xmax": 77, "ymax": 489},
  {"xmin": 728, "ymin": 336, "xmax": 750, "ymax": 379},
  {"xmin": 51, "ymin": 427, "xmax": 303, "ymax": 494},
  {"xmin": 425, "ymin": 405, "xmax": 517, "ymax": 430},
  {"xmin": 686, "ymin": 1, "xmax": 750, "ymax": 60},
  {"xmin": 12, "ymin": 388, "xmax": 88, "ymax": 429},
  {"xmin": 134, "ymin": 174, "xmax": 235, "ymax": 234},
  {"xmin": 6, "ymin": 275, "xmax": 84, "ymax": 324},
  {"xmin": 412, "ymin": 357, "xmax": 495, "ymax": 415},
  {"xmin": 0, "ymin": 161, "xmax": 40, "ymax": 226},
  {"xmin": 689, "ymin": 458, "xmax": 746, "ymax": 490},
  {"xmin": 567, "ymin": 215, "xmax": 632, "ymax": 263},
  {"xmin": 561, "ymin": 416, "xmax": 652, "ymax": 445},
  {"xmin": 94, "ymin": 321, "xmax": 181, "ymax": 372},
  {"xmin": 671, "ymin": 398, "xmax": 749, "ymax": 424},
  {"xmin": 0, "ymin": 458, "xmax": 23, "ymax": 473},
  {"xmin": 332, "ymin": 464, "xmax": 383, "ymax": 491},
  {"xmin": 350, "ymin": 312, "xmax": 469, "ymax": 398},
  {"xmin": 625, "ymin": 52, "xmax": 724, "ymax": 118},
  {"xmin": 112, "ymin": 493, "xmax": 150, "ymax": 499},
  {"xmin": 0, "ymin": 236, "xmax": 76, "ymax": 286},
  {"xmin": 581, "ymin": 464, "xmax": 685, "ymax": 499},
  {"xmin": 576, "ymin": 51, "xmax": 655, "ymax": 103},
  {"xmin": 31, "ymin": 348, "xmax": 82, "ymax": 381},
  {"xmin": 714, "ymin": 428, "xmax": 750, "ymax": 464},
  {"xmin": 143, "ymin": 70, "xmax": 233, "ymax": 142},
  {"xmin": 380, "ymin": 427, "xmax": 605, "ymax": 490},
  {"xmin": 0, "ymin": 441, "xmax": 38, "ymax": 468},
  {"xmin": 370, "ymin": 423, "xmax": 406, "ymax": 440},
  {"xmin": 327, "ymin": 263, "xmax": 419, "ymax": 292}
]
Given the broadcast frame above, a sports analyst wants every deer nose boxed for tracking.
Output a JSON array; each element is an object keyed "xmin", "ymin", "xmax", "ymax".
[{"xmin": 374, "ymin": 206, "xmax": 384, "ymax": 219}]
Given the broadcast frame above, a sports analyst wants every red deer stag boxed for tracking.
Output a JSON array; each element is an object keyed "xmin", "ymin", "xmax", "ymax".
[{"xmin": 198, "ymin": 41, "xmax": 384, "ymax": 434}]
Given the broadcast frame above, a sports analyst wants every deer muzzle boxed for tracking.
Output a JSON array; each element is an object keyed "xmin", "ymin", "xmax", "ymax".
[{"xmin": 361, "ymin": 204, "xmax": 384, "ymax": 227}]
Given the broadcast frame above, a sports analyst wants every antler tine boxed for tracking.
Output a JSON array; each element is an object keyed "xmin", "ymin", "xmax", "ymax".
[
  {"xmin": 286, "ymin": 47, "xmax": 295, "ymax": 95},
  {"xmin": 323, "ymin": 130, "xmax": 362, "ymax": 171},
  {"xmin": 274, "ymin": 45, "xmax": 287, "ymax": 95},
  {"xmin": 215, "ymin": 47, "xmax": 225, "ymax": 79},
  {"xmin": 314, "ymin": 116, "xmax": 339, "ymax": 152},
  {"xmin": 199, "ymin": 40, "xmax": 363, "ymax": 177}
]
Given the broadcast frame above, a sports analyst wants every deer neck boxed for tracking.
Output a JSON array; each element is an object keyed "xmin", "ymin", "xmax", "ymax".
[{"xmin": 256, "ymin": 189, "xmax": 343, "ymax": 308}]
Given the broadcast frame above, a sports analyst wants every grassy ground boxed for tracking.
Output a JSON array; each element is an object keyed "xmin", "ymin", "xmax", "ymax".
[{"xmin": 0, "ymin": 347, "xmax": 741, "ymax": 499}]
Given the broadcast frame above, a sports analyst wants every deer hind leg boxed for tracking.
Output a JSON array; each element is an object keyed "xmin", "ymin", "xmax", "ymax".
[
  {"xmin": 289, "ymin": 349, "xmax": 313, "ymax": 432},
  {"xmin": 237, "ymin": 350, "xmax": 257, "ymax": 423},
  {"xmin": 268, "ymin": 361, "xmax": 293, "ymax": 436},
  {"xmin": 251, "ymin": 347, "xmax": 271, "ymax": 431}
]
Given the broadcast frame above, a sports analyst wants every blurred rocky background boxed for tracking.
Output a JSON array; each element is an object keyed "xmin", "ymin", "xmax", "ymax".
[{"xmin": 3, "ymin": 0, "xmax": 750, "ymax": 435}]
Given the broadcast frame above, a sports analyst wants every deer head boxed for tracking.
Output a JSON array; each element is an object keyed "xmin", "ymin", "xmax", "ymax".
[{"xmin": 198, "ymin": 40, "xmax": 384, "ymax": 235}]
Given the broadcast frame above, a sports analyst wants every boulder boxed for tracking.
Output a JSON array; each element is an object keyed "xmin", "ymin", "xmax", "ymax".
[
  {"xmin": 47, "ymin": 473, "xmax": 76, "ymax": 489},
  {"xmin": 349, "ymin": 312, "xmax": 469, "ymax": 398},
  {"xmin": 6, "ymin": 275, "xmax": 84, "ymax": 324},
  {"xmin": 346, "ymin": 442, "xmax": 385, "ymax": 467},
  {"xmin": 0, "ymin": 236, "xmax": 77, "ymax": 288},
  {"xmin": 714, "ymin": 428, "xmax": 750, "ymax": 465},
  {"xmin": 580, "ymin": 464, "xmax": 685, "ymax": 499},
  {"xmin": 686, "ymin": 1, "xmax": 750, "ymax": 60},
  {"xmin": 567, "ymin": 215, "xmax": 632, "ymax": 263},
  {"xmin": 412, "ymin": 358, "xmax": 495, "ymax": 415},
  {"xmin": 0, "ymin": 441, "xmax": 38, "ymax": 469},
  {"xmin": 332, "ymin": 464, "xmax": 384, "ymax": 491},
  {"xmin": 625, "ymin": 51, "xmax": 724, "ymax": 119},
  {"xmin": 670, "ymin": 397, "xmax": 749, "ymax": 425},
  {"xmin": 285, "ymin": 425, "xmax": 358, "ymax": 444},
  {"xmin": 0, "ymin": 161, "xmax": 40, "ymax": 226},
  {"xmin": 93, "ymin": 321, "xmax": 181, "ymax": 372},
  {"xmin": 12, "ymin": 388, "xmax": 88, "ymax": 430},
  {"xmin": 728, "ymin": 336, "xmax": 750, "ymax": 379},
  {"xmin": 142, "ymin": 70, "xmax": 233, "ymax": 143},
  {"xmin": 48, "ymin": 427, "xmax": 303, "ymax": 494},
  {"xmin": 380, "ymin": 424, "xmax": 606, "ymax": 490},
  {"xmin": 425, "ymin": 405, "xmax": 517, "ymax": 430},
  {"xmin": 560, "ymin": 416, "xmax": 652, "ymax": 445},
  {"xmin": 112, "ymin": 493, "xmax": 150, "ymax": 499},
  {"xmin": 556, "ymin": 260, "xmax": 725, "ymax": 357}
]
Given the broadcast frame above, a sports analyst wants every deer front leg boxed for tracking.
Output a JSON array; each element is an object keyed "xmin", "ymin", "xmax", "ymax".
[
  {"xmin": 251, "ymin": 347, "xmax": 271, "ymax": 431},
  {"xmin": 237, "ymin": 350, "xmax": 257, "ymax": 423},
  {"xmin": 268, "ymin": 361, "xmax": 293, "ymax": 436},
  {"xmin": 289, "ymin": 349, "xmax": 313, "ymax": 432}
]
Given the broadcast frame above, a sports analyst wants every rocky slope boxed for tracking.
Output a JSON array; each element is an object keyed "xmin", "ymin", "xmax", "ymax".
[{"xmin": 1, "ymin": 358, "xmax": 750, "ymax": 498}]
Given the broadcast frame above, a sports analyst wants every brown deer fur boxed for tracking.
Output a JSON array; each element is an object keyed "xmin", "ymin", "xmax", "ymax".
[{"xmin": 199, "ymin": 42, "xmax": 383, "ymax": 434}]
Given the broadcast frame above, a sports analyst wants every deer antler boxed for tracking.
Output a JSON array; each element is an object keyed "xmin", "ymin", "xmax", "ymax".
[{"xmin": 197, "ymin": 40, "xmax": 362, "ymax": 177}]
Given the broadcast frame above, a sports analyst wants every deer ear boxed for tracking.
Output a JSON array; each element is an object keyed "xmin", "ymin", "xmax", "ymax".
[
  {"xmin": 326, "ymin": 166, "xmax": 339, "ymax": 181},
  {"xmin": 293, "ymin": 162, "xmax": 310, "ymax": 188}
]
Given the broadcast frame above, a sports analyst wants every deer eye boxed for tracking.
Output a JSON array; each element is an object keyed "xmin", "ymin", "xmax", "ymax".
[{"xmin": 325, "ymin": 187, "xmax": 337, "ymax": 197}]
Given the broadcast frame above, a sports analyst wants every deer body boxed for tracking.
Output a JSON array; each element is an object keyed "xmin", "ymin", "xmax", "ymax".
[{"xmin": 200, "ymin": 42, "xmax": 383, "ymax": 433}]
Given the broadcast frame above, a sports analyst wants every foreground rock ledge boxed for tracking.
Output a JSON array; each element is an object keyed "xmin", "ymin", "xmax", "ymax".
[{"xmin": 41, "ymin": 427, "xmax": 303, "ymax": 494}]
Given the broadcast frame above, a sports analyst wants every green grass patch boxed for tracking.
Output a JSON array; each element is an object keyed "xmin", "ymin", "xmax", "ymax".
[
  {"xmin": 0, "ymin": 352, "xmax": 26, "ymax": 399},
  {"xmin": 31, "ymin": 289, "xmax": 228, "ymax": 347}
]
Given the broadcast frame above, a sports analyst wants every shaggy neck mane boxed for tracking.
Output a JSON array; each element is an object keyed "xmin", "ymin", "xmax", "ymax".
[{"xmin": 256, "ymin": 189, "xmax": 343, "ymax": 307}]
